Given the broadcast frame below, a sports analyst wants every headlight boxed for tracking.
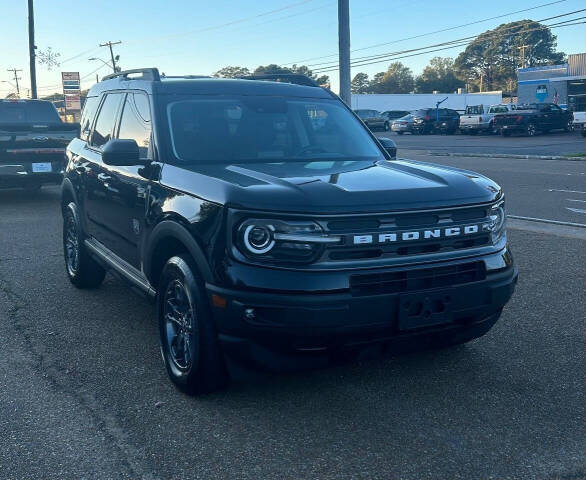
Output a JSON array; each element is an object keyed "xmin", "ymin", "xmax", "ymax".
[
  {"xmin": 236, "ymin": 219, "xmax": 341, "ymax": 264},
  {"xmin": 483, "ymin": 200, "xmax": 506, "ymax": 244}
]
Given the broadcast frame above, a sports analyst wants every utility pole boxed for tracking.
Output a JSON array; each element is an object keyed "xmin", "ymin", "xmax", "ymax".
[
  {"xmin": 518, "ymin": 45, "xmax": 529, "ymax": 69},
  {"xmin": 7, "ymin": 69, "xmax": 22, "ymax": 97},
  {"xmin": 99, "ymin": 41, "xmax": 121, "ymax": 73},
  {"xmin": 337, "ymin": 0, "xmax": 350, "ymax": 105},
  {"xmin": 28, "ymin": 0, "xmax": 37, "ymax": 98}
]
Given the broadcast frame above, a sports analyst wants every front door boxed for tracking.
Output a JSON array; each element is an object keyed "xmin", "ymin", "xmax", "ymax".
[{"xmin": 97, "ymin": 92, "xmax": 154, "ymax": 269}]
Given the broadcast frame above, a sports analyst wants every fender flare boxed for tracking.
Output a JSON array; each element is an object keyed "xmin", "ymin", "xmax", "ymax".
[
  {"xmin": 60, "ymin": 178, "xmax": 78, "ymax": 210},
  {"xmin": 144, "ymin": 220, "xmax": 213, "ymax": 284}
]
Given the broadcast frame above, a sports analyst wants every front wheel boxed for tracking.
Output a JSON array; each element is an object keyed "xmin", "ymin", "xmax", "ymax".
[
  {"xmin": 63, "ymin": 203, "xmax": 106, "ymax": 288},
  {"xmin": 158, "ymin": 255, "xmax": 228, "ymax": 395},
  {"xmin": 526, "ymin": 123, "xmax": 537, "ymax": 136}
]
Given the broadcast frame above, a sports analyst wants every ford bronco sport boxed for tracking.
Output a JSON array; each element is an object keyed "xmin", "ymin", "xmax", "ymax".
[{"xmin": 62, "ymin": 68, "xmax": 517, "ymax": 394}]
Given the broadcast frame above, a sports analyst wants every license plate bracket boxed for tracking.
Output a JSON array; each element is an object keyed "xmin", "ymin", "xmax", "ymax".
[
  {"xmin": 398, "ymin": 288, "xmax": 454, "ymax": 331},
  {"xmin": 32, "ymin": 162, "xmax": 52, "ymax": 173}
]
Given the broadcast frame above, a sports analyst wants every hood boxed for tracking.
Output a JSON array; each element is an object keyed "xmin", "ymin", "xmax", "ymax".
[{"xmin": 160, "ymin": 159, "xmax": 501, "ymax": 214}]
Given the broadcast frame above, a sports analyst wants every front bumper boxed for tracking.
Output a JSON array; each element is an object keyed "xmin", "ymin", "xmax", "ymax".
[
  {"xmin": 460, "ymin": 123, "xmax": 492, "ymax": 131},
  {"xmin": 207, "ymin": 249, "xmax": 518, "ymax": 354},
  {"xmin": 498, "ymin": 124, "xmax": 526, "ymax": 133}
]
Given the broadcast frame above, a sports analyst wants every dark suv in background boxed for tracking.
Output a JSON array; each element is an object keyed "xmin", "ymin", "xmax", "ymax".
[
  {"xmin": 353, "ymin": 109, "xmax": 389, "ymax": 131},
  {"xmin": 62, "ymin": 68, "xmax": 517, "ymax": 394},
  {"xmin": 412, "ymin": 108, "xmax": 460, "ymax": 134}
]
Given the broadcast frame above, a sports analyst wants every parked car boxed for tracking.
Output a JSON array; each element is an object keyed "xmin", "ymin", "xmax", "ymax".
[
  {"xmin": 494, "ymin": 103, "xmax": 573, "ymax": 136},
  {"xmin": 391, "ymin": 114, "xmax": 416, "ymax": 134},
  {"xmin": 354, "ymin": 109, "xmax": 389, "ymax": 131},
  {"xmin": 0, "ymin": 99, "xmax": 79, "ymax": 190},
  {"xmin": 571, "ymin": 110, "xmax": 586, "ymax": 137},
  {"xmin": 460, "ymin": 104, "xmax": 516, "ymax": 135},
  {"xmin": 412, "ymin": 108, "xmax": 460, "ymax": 135},
  {"xmin": 381, "ymin": 110, "xmax": 410, "ymax": 126},
  {"xmin": 62, "ymin": 68, "xmax": 517, "ymax": 394}
]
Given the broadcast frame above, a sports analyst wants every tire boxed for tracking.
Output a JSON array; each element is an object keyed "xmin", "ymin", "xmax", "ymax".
[
  {"xmin": 526, "ymin": 123, "xmax": 537, "ymax": 137},
  {"xmin": 384, "ymin": 121, "xmax": 390, "ymax": 131},
  {"xmin": 63, "ymin": 203, "xmax": 106, "ymax": 289},
  {"xmin": 581, "ymin": 127, "xmax": 586, "ymax": 137},
  {"xmin": 501, "ymin": 129, "xmax": 511, "ymax": 137},
  {"xmin": 397, "ymin": 131, "xmax": 404, "ymax": 135},
  {"xmin": 469, "ymin": 130, "xmax": 478, "ymax": 135},
  {"xmin": 158, "ymin": 254, "xmax": 229, "ymax": 395},
  {"xmin": 563, "ymin": 120, "xmax": 572, "ymax": 132}
]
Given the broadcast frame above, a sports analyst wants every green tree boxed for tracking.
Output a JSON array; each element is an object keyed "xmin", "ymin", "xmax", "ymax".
[
  {"xmin": 370, "ymin": 62, "xmax": 414, "ymax": 94},
  {"xmin": 213, "ymin": 66, "xmax": 250, "ymax": 78},
  {"xmin": 415, "ymin": 57, "xmax": 464, "ymax": 93},
  {"xmin": 351, "ymin": 72, "xmax": 370, "ymax": 93},
  {"xmin": 252, "ymin": 64, "xmax": 329, "ymax": 86},
  {"xmin": 455, "ymin": 20, "xmax": 565, "ymax": 92}
]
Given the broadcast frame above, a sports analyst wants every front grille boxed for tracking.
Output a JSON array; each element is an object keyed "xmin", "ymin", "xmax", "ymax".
[
  {"xmin": 350, "ymin": 262, "xmax": 486, "ymax": 297},
  {"xmin": 319, "ymin": 205, "xmax": 492, "ymax": 262}
]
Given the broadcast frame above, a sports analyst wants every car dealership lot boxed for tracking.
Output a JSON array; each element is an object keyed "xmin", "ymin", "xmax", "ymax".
[
  {"xmin": 381, "ymin": 130, "xmax": 586, "ymax": 158},
  {"xmin": 0, "ymin": 154, "xmax": 584, "ymax": 480}
]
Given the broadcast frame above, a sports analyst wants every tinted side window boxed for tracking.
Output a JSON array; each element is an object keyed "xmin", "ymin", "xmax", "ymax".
[
  {"xmin": 79, "ymin": 96, "xmax": 99, "ymax": 141},
  {"xmin": 117, "ymin": 93, "xmax": 152, "ymax": 158},
  {"xmin": 91, "ymin": 93, "xmax": 123, "ymax": 148}
]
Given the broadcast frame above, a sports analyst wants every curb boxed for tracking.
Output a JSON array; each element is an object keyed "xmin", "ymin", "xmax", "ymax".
[{"xmin": 428, "ymin": 152, "xmax": 586, "ymax": 161}]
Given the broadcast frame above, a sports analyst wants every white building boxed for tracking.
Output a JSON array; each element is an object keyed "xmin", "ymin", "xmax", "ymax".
[{"xmin": 351, "ymin": 92, "xmax": 503, "ymax": 112}]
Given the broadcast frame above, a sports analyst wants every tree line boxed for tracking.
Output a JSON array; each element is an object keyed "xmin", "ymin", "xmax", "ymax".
[{"xmin": 214, "ymin": 20, "xmax": 565, "ymax": 95}]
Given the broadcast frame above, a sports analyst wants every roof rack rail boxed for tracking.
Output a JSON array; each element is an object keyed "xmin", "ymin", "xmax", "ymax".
[
  {"xmin": 160, "ymin": 74, "xmax": 211, "ymax": 80},
  {"xmin": 238, "ymin": 74, "xmax": 319, "ymax": 87},
  {"xmin": 102, "ymin": 68, "xmax": 161, "ymax": 82}
]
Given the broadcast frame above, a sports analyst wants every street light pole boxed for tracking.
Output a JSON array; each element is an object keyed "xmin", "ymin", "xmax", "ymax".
[
  {"xmin": 337, "ymin": 0, "xmax": 351, "ymax": 105},
  {"xmin": 28, "ymin": 0, "xmax": 37, "ymax": 99}
]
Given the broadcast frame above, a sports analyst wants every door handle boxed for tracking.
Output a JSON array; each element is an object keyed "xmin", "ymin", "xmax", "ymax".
[{"xmin": 97, "ymin": 173, "xmax": 112, "ymax": 182}]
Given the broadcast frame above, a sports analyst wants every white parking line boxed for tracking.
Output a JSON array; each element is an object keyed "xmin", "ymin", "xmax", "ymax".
[
  {"xmin": 507, "ymin": 215, "xmax": 586, "ymax": 228},
  {"xmin": 567, "ymin": 199, "xmax": 586, "ymax": 203},
  {"xmin": 566, "ymin": 207, "xmax": 586, "ymax": 214},
  {"xmin": 547, "ymin": 189, "xmax": 586, "ymax": 194}
]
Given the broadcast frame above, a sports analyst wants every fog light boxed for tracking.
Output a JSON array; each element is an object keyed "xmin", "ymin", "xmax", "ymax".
[{"xmin": 244, "ymin": 308, "xmax": 256, "ymax": 321}]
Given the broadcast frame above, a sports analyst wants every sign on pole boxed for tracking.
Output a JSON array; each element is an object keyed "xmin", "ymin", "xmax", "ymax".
[{"xmin": 61, "ymin": 72, "xmax": 81, "ymax": 113}]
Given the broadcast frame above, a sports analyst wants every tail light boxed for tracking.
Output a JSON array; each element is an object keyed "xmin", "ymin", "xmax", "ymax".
[
  {"xmin": 516, "ymin": 116, "xmax": 522, "ymax": 123},
  {"xmin": 424, "ymin": 115, "xmax": 430, "ymax": 121}
]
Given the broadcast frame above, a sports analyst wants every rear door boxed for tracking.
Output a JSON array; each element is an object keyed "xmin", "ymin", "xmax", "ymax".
[{"xmin": 83, "ymin": 92, "xmax": 125, "ymax": 244}]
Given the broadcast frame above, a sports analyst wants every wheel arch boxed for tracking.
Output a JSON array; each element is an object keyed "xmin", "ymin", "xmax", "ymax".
[
  {"xmin": 60, "ymin": 178, "xmax": 78, "ymax": 214},
  {"xmin": 145, "ymin": 220, "xmax": 213, "ymax": 290}
]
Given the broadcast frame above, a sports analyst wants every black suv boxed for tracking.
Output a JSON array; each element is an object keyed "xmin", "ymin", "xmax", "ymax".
[
  {"xmin": 62, "ymin": 69, "xmax": 517, "ymax": 394},
  {"xmin": 412, "ymin": 108, "xmax": 460, "ymax": 135}
]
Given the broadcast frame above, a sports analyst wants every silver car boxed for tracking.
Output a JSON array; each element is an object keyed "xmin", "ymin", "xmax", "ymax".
[{"xmin": 391, "ymin": 114, "xmax": 415, "ymax": 134}]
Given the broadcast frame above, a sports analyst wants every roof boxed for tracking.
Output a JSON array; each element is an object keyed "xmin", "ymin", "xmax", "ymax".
[{"xmin": 88, "ymin": 68, "xmax": 333, "ymax": 99}]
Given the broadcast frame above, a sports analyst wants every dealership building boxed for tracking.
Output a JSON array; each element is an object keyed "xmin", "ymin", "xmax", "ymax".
[{"xmin": 517, "ymin": 53, "xmax": 586, "ymax": 110}]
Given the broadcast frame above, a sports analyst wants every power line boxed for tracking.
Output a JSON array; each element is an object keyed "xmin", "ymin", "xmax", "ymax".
[
  {"xmin": 311, "ymin": 17, "xmax": 585, "ymax": 73},
  {"xmin": 308, "ymin": 10, "xmax": 585, "ymax": 72},
  {"xmin": 282, "ymin": 0, "xmax": 571, "ymax": 66}
]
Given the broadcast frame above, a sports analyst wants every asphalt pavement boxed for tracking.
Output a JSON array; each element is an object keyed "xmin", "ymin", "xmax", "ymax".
[
  {"xmin": 381, "ymin": 130, "xmax": 585, "ymax": 157},
  {"xmin": 0, "ymin": 153, "xmax": 585, "ymax": 479}
]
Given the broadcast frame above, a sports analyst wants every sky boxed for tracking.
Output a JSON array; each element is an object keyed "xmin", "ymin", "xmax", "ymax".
[{"xmin": 1, "ymin": 0, "xmax": 585, "ymax": 97}]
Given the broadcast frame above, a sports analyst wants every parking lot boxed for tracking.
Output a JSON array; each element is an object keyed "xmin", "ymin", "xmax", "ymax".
[
  {"xmin": 381, "ymin": 130, "xmax": 586, "ymax": 157},
  {"xmin": 1, "ymin": 143, "xmax": 584, "ymax": 478}
]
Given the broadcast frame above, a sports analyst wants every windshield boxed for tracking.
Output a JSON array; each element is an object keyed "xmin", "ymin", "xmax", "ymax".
[
  {"xmin": 489, "ymin": 105, "xmax": 509, "ymax": 113},
  {"xmin": 0, "ymin": 101, "xmax": 61, "ymax": 124},
  {"xmin": 165, "ymin": 96, "xmax": 384, "ymax": 163}
]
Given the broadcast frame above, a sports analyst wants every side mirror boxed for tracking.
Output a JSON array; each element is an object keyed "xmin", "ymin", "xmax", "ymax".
[
  {"xmin": 102, "ymin": 139, "xmax": 143, "ymax": 166},
  {"xmin": 376, "ymin": 136, "xmax": 397, "ymax": 159}
]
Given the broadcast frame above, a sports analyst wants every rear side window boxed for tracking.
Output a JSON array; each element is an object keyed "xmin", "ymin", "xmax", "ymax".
[
  {"xmin": 79, "ymin": 96, "xmax": 99, "ymax": 141},
  {"xmin": 0, "ymin": 100, "xmax": 61, "ymax": 124},
  {"xmin": 90, "ymin": 93, "xmax": 123, "ymax": 148},
  {"xmin": 465, "ymin": 105, "xmax": 484, "ymax": 115},
  {"xmin": 117, "ymin": 93, "xmax": 152, "ymax": 159}
]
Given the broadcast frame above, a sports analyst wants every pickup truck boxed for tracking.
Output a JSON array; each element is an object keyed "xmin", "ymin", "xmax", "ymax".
[
  {"xmin": 572, "ymin": 110, "xmax": 586, "ymax": 137},
  {"xmin": 493, "ymin": 102, "xmax": 573, "ymax": 137},
  {"xmin": 460, "ymin": 104, "xmax": 515, "ymax": 135},
  {"xmin": 0, "ymin": 99, "xmax": 79, "ymax": 190}
]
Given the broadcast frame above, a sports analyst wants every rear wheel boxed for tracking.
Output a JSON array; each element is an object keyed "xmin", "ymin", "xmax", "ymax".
[
  {"xmin": 563, "ymin": 119, "xmax": 572, "ymax": 132},
  {"xmin": 526, "ymin": 123, "xmax": 537, "ymax": 136},
  {"xmin": 158, "ymin": 255, "xmax": 229, "ymax": 395},
  {"xmin": 383, "ymin": 121, "xmax": 390, "ymax": 131},
  {"xmin": 501, "ymin": 129, "xmax": 511, "ymax": 137},
  {"xmin": 63, "ymin": 203, "xmax": 106, "ymax": 288},
  {"xmin": 397, "ymin": 131, "xmax": 404, "ymax": 135}
]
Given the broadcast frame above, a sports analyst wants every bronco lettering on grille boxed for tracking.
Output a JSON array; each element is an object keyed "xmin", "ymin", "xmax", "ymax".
[{"xmin": 352, "ymin": 224, "xmax": 484, "ymax": 245}]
